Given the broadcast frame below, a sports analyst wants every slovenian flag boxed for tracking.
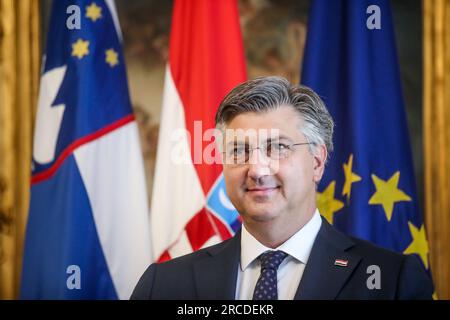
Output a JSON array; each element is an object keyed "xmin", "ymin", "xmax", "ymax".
[
  {"xmin": 21, "ymin": 0, "xmax": 151, "ymax": 299},
  {"xmin": 151, "ymin": 0, "xmax": 246, "ymax": 262}
]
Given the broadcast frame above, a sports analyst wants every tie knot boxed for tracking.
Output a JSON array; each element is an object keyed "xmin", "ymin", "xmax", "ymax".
[{"xmin": 259, "ymin": 250, "xmax": 287, "ymax": 270}]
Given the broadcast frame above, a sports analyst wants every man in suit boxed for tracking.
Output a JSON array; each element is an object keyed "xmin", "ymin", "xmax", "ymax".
[{"xmin": 131, "ymin": 76, "xmax": 433, "ymax": 300}]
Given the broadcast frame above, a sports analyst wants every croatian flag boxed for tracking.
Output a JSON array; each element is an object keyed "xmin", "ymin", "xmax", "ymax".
[
  {"xmin": 21, "ymin": 0, "xmax": 151, "ymax": 299},
  {"xmin": 151, "ymin": 0, "xmax": 247, "ymax": 262}
]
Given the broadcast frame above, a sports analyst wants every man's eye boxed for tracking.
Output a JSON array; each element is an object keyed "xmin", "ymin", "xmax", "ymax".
[
  {"xmin": 231, "ymin": 147, "xmax": 246, "ymax": 156},
  {"xmin": 269, "ymin": 143, "xmax": 288, "ymax": 152}
]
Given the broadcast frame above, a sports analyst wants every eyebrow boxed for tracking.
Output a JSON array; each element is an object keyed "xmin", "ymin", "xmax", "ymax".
[
  {"xmin": 270, "ymin": 135, "xmax": 293, "ymax": 143},
  {"xmin": 225, "ymin": 135, "xmax": 293, "ymax": 147}
]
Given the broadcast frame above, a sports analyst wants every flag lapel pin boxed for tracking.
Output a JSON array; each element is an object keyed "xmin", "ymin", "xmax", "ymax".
[{"xmin": 334, "ymin": 259, "xmax": 349, "ymax": 267}]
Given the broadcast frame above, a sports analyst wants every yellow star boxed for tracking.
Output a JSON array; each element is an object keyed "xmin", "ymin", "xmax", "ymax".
[
  {"xmin": 86, "ymin": 2, "xmax": 102, "ymax": 22},
  {"xmin": 71, "ymin": 39, "xmax": 89, "ymax": 59},
  {"xmin": 368, "ymin": 171, "xmax": 411, "ymax": 221},
  {"xmin": 317, "ymin": 181, "xmax": 344, "ymax": 224},
  {"xmin": 403, "ymin": 222, "xmax": 429, "ymax": 269},
  {"xmin": 342, "ymin": 154, "xmax": 361, "ymax": 202},
  {"xmin": 105, "ymin": 49, "xmax": 119, "ymax": 67}
]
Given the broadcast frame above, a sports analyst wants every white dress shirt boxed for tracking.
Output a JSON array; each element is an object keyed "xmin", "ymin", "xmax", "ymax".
[{"xmin": 235, "ymin": 209, "xmax": 322, "ymax": 300}]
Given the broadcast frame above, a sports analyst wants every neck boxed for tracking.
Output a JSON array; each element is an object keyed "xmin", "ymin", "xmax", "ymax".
[{"xmin": 243, "ymin": 206, "xmax": 317, "ymax": 249}]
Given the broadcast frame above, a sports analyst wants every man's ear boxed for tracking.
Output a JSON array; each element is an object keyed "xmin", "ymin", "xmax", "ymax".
[{"xmin": 312, "ymin": 144, "xmax": 327, "ymax": 183}]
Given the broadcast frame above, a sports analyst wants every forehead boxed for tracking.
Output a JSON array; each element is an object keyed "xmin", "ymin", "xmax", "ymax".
[{"xmin": 224, "ymin": 105, "xmax": 304, "ymax": 140}]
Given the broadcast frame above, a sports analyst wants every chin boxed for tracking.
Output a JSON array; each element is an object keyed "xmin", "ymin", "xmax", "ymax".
[{"xmin": 244, "ymin": 206, "xmax": 280, "ymax": 223}]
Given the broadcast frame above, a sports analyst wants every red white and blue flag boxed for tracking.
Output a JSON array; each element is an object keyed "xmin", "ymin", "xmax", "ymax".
[
  {"xmin": 152, "ymin": 0, "xmax": 247, "ymax": 262},
  {"xmin": 21, "ymin": 0, "xmax": 151, "ymax": 299}
]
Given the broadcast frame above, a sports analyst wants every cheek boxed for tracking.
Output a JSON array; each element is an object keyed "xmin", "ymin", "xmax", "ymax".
[
  {"xmin": 279, "ymin": 159, "xmax": 314, "ymax": 188},
  {"xmin": 223, "ymin": 168, "xmax": 244, "ymax": 196},
  {"xmin": 223, "ymin": 169, "xmax": 247, "ymax": 213}
]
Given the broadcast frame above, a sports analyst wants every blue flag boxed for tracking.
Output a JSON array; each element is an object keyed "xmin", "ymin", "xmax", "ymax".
[
  {"xmin": 301, "ymin": 0, "xmax": 431, "ymax": 273},
  {"xmin": 21, "ymin": 0, "xmax": 151, "ymax": 299}
]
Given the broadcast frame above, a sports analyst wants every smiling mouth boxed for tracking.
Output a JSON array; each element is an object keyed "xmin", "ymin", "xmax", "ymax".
[{"xmin": 245, "ymin": 186, "xmax": 280, "ymax": 196}]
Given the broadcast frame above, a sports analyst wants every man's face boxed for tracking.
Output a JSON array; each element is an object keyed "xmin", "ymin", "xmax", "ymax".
[{"xmin": 221, "ymin": 105, "xmax": 327, "ymax": 227}]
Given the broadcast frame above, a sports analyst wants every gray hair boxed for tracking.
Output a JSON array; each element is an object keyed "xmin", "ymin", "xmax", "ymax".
[{"xmin": 215, "ymin": 76, "xmax": 334, "ymax": 159}]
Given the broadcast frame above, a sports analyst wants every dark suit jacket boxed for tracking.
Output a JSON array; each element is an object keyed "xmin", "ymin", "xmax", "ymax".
[{"xmin": 131, "ymin": 217, "xmax": 433, "ymax": 300}]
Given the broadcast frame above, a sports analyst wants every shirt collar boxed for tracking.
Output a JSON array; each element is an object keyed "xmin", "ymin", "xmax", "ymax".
[{"xmin": 240, "ymin": 209, "xmax": 322, "ymax": 271}]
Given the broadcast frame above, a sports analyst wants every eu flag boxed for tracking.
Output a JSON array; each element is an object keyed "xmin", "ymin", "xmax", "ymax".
[{"xmin": 301, "ymin": 0, "xmax": 431, "ymax": 273}]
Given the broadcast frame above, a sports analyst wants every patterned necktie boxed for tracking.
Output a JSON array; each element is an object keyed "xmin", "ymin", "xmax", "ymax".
[{"xmin": 252, "ymin": 250, "xmax": 288, "ymax": 300}]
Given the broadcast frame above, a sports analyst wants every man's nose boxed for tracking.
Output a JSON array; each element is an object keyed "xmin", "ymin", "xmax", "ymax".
[{"xmin": 247, "ymin": 148, "xmax": 271, "ymax": 179}]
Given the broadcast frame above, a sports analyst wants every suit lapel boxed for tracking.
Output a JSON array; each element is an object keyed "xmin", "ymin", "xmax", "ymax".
[
  {"xmin": 193, "ymin": 231, "xmax": 241, "ymax": 299},
  {"xmin": 192, "ymin": 219, "xmax": 361, "ymax": 300},
  {"xmin": 295, "ymin": 218, "xmax": 362, "ymax": 300}
]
